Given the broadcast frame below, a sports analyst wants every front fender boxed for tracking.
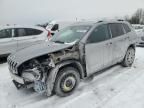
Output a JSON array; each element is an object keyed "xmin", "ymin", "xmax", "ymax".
[{"xmin": 46, "ymin": 60, "xmax": 85, "ymax": 96}]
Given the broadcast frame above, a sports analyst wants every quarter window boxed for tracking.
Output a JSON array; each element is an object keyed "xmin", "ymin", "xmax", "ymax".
[
  {"xmin": 123, "ymin": 24, "xmax": 131, "ymax": 33},
  {"xmin": 0, "ymin": 29, "xmax": 12, "ymax": 39},
  {"xmin": 109, "ymin": 23, "xmax": 125, "ymax": 38},
  {"xmin": 87, "ymin": 24, "xmax": 111, "ymax": 43}
]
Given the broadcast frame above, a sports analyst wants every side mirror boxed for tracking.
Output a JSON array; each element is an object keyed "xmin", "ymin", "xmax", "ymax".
[{"xmin": 51, "ymin": 24, "xmax": 59, "ymax": 31}]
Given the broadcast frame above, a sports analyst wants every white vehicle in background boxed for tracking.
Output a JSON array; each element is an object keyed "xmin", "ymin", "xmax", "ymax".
[
  {"xmin": 132, "ymin": 24, "xmax": 144, "ymax": 36},
  {"xmin": 132, "ymin": 24, "xmax": 144, "ymax": 46},
  {"xmin": 0, "ymin": 25, "xmax": 49, "ymax": 58}
]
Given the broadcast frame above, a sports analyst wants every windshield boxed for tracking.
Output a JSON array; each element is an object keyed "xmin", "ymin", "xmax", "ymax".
[{"xmin": 51, "ymin": 25, "xmax": 91, "ymax": 43}]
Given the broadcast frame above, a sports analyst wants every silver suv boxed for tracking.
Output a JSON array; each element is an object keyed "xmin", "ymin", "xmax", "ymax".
[
  {"xmin": 8, "ymin": 20, "xmax": 137, "ymax": 97},
  {"xmin": 0, "ymin": 25, "xmax": 48, "ymax": 58}
]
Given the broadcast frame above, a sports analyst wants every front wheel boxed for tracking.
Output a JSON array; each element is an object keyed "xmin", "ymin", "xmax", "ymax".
[
  {"xmin": 122, "ymin": 47, "xmax": 135, "ymax": 67},
  {"xmin": 54, "ymin": 67, "xmax": 80, "ymax": 97}
]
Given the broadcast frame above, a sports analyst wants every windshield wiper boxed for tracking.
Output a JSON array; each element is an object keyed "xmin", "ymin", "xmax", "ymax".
[{"xmin": 53, "ymin": 40, "xmax": 65, "ymax": 44}]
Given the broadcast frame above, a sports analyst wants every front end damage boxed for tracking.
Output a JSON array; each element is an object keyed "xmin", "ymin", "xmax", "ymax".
[{"xmin": 8, "ymin": 45, "xmax": 80, "ymax": 95}]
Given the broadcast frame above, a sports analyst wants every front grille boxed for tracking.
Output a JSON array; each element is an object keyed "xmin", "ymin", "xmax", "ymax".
[{"xmin": 7, "ymin": 57, "xmax": 18, "ymax": 74}]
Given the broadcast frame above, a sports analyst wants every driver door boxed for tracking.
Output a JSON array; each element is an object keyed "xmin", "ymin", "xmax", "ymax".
[{"xmin": 85, "ymin": 24, "xmax": 113, "ymax": 76}]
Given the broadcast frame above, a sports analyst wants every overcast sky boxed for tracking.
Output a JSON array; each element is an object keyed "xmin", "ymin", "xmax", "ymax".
[{"xmin": 0, "ymin": 0, "xmax": 143, "ymax": 25}]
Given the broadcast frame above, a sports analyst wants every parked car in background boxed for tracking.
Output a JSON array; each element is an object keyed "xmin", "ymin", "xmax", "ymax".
[
  {"xmin": 8, "ymin": 20, "xmax": 137, "ymax": 97},
  {"xmin": 132, "ymin": 24, "xmax": 144, "ymax": 46},
  {"xmin": 0, "ymin": 25, "xmax": 49, "ymax": 58},
  {"xmin": 132, "ymin": 24, "xmax": 144, "ymax": 32},
  {"xmin": 138, "ymin": 28, "xmax": 144, "ymax": 46}
]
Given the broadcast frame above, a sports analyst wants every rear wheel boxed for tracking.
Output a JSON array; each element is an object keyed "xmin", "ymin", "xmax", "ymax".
[
  {"xmin": 54, "ymin": 67, "xmax": 80, "ymax": 97},
  {"xmin": 122, "ymin": 47, "xmax": 135, "ymax": 67}
]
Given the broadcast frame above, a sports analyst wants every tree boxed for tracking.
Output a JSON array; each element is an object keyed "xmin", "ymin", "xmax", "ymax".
[
  {"xmin": 133, "ymin": 8, "xmax": 144, "ymax": 24},
  {"xmin": 124, "ymin": 8, "xmax": 144, "ymax": 24}
]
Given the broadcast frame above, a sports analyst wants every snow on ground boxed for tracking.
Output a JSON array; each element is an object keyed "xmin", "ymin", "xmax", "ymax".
[{"xmin": 0, "ymin": 47, "xmax": 144, "ymax": 108}]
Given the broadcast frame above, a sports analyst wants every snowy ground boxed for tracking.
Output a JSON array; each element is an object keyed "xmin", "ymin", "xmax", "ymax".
[{"xmin": 0, "ymin": 47, "xmax": 144, "ymax": 108}]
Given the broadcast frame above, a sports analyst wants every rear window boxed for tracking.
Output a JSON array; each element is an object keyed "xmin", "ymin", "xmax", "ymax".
[
  {"xmin": 109, "ymin": 23, "xmax": 125, "ymax": 38},
  {"xmin": 15, "ymin": 28, "xmax": 43, "ymax": 37},
  {"xmin": 123, "ymin": 24, "xmax": 131, "ymax": 33}
]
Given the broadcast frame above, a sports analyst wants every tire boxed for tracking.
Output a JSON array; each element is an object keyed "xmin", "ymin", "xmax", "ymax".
[
  {"xmin": 122, "ymin": 47, "xmax": 135, "ymax": 67},
  {"xmin": 54, "ymin": 67, "xmax": 80, "ymax": 97}
]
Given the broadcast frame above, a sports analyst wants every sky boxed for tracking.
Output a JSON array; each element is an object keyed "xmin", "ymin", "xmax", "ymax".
[{"xmin": 0, "ymin": 0, "xmax": 144, "ymax": 25}]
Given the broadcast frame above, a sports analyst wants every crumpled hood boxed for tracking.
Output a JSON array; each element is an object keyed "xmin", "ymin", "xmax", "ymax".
[{"xmin": 8, "ymin": 42, "xmax": 75, "ymax": 66}]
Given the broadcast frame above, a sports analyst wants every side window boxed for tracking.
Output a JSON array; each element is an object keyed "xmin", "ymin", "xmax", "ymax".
[
  {"xmin": 0, "ymin": 29, "xmax": 12, "ymax": 39},
  {"xmin": 109, "ymin": 23, "xmax": 125, "ymax": 38},
  {"xmin": 14, "ymin": 28, "xmax": 43, "ymax": 37},
  {"xmin": 25, "ymin": 28, "xmax": 43, "ymax": 36},
  {"xmin": 123, "ymin": 24, "xmax": 131, "ymax": 33},
  {"xmin": 15, "ymin": 28, "xmax": 27, "ymax": 37},
  {"xmin": 87, "ymin": 24, "xmax": 111, "ymax": 43}
]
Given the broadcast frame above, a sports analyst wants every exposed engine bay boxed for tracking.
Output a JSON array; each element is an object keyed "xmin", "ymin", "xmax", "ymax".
[
  {"xmin": 18, "ymin": 45, "xmax": 80, "ymax": 93},
  {"xmin": 20, "ymin": 57, "xmax": 52, "ymax": 93}
]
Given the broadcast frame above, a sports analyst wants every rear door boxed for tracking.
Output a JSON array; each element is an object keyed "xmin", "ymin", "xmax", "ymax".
[
  {"xmin": 0, "ymin": 28, "xmax": 17, "ymax": 55},
  {"xmin": 109, "ymin": 23, "xmax": 129, "ymax": 63},
  {"xmin": 85, "ymin": 24, "xmax": 113, "ymax": 76},
  {"xmin": 14, "ymin": 28, "xmax": 44, "ymax": 50}
]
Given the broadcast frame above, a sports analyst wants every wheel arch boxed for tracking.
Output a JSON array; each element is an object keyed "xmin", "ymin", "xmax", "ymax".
[
  {"xmin": 122, "ymin": 44, "xmax": 136, "ymax": 61},
  {"xmin": 128, "ymin": 44, "xmax": 136, "ymax": 50},
  {"xmin": 46, "ymin": 59, "xmax": 85, "ymax": 96}
]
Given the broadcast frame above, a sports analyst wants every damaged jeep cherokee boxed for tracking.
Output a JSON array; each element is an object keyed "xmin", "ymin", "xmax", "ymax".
[{"xmin": 8, "ymin": 20, "xmax": 137, "ymax": 97}]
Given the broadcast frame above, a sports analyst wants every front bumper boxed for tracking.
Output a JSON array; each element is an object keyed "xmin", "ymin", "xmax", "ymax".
[
  {"xmin": 10, "ymin": 72, "xmax": 24, "ymax": 84},
  {"xmin": 10, "ymin": 72, "xmax": 34, "ymax": 89},
  {"xmin": 9, "ymin": 67, "xmax": 52, "ymax": 96},
  {"xmin": 10, "ymin": 72, "xmax": 25, "ymax": 89}
]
